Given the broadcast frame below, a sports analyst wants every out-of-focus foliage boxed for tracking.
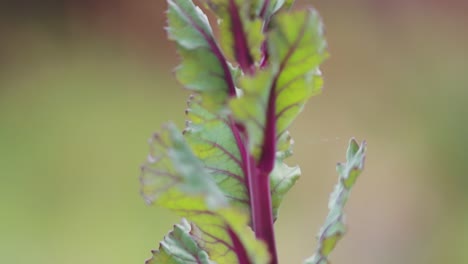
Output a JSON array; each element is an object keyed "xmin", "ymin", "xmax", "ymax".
[
  {"xmin": 141, "ymin": 124, "xmax": 270, "ymax": 264},
  {"xmin": 304, "ymin": 139, "xmax": 366, "ymax": 264},
  {"xmin": 147, "ymin": 219, "xmax": 213, "ymax": 264}
]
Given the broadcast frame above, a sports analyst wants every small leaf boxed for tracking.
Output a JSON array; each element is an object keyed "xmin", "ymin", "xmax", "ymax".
[
  {"xmin": 346, "ymin": 138, "xmax": 360, "ymax": 161},
  {"xmin": 167, "ymin": 0, "xmax": 237, "ymax": 107},
  {"xmin": 146, "ymin": 219, "xmax": 214, "ymax": 264},
  {"xmin": 304, "ymin": 139, "xmax": 367, "ymax": 264},
  {"xmin": 269, "ymin": 160, "xmax": 300, "ymax": 219}
]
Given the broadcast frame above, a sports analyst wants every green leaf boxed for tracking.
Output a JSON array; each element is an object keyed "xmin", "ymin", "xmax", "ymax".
[
  {"xmin": 250, "ymin": 0, "xmax": 295, "ymax": 18},
  {"xmin": 281, "ymin": 0, "xmax": 295, "ymax": 10},
  {"xmin": 227, "ymin": 9, "xmax": 327, "ymax": 219},
  {"xmin": 206, "ymin": 0, "xmax": 264, "ymax": 72},
  {"xmin": 184, "ymin": 95, "xmax": 295, "ymax": 220},
  {"xmin": 141, "ymin": 123, "xmax": 226, "ymax": 208},
  {"xmin": 229, "ymin": 70, "xmax": 273, "ymax": 157},
  {"xmin": 230, "ymin": 9, "xmax": 327, "ymax": 156},
  {"xmin": 167, "ymin": 0, "xmax": 213, "ymax": 50},
  {"xmin": 268, "ymin": 9, "xmax": 327, "ymax": 138},
  {"xmin": 167, "ymin": 0, "xmax": 236, "ymax": 108},
  {"xmin": 266, "ymin": 0, "xmax": 296, "ymax": 17},
  {"xmin": 269, "ymin": 159, "xmax": 300, "ymax": 219},
  {"xmin": 303, "ymin": 139, "xmax": 367, "ymax": 264},
  {"xmin": 146, "ymin": 219, "xmax": 215, "ymax": 264},
  {"xmin": 184, "ymin": 96, "xmax": 248, "ymax": 210},
  {"xmin": 141, "ymin": 124, "xmax": 270, "ymax": 264}
]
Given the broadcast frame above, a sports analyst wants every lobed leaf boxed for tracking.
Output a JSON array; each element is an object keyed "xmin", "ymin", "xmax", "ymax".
[
  {"xmin": 141, "ymin": 124, "xmax": 269, "ymax": 264},
  {"xmin": 167, "ymin": 0, "xmax": 237, "ymax": 107},
  {"xmin": 268, "ymin": 9, "xmax": 327, "ymax": 139},
  {"xmin": 146, "ymin": 219, "xmax": 214, "ymax": 264},
  {"xmin": 303, "ymin": 139, "xmax": 367, "ymax": 264}
]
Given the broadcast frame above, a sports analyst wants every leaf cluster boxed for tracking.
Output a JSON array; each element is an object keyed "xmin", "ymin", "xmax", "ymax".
[{"xmin": 140, "ymin": 1, "xmax": 367, "ymax": 263}]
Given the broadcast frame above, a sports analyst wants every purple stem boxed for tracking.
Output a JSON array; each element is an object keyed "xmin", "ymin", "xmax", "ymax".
[
  {"xmin": 259, "ymin": 0, "xmax": 270, "ymax": 19},
  {"xmin": 230, "ymin": 110, "xmax": 280, "ymax": 264},
  {"xmin": 252, "ymin": 73, "xmax": 278, "ymax": 264},
  {"xmin": 258, "ymin": 11, "xmax": 310, "ymax": 172},
  {"xmin": 227, "ymin": 226, "xmax": 252, "ymax": 264},
  {"xmin": 222, "ymin": 1, "xmax": 279, "ymax": 262},
  {"xmin": 204, "ymin": 32, "xmax": 238, "ymax": 97},
  {"xmin": 228, "ymin": 118, "xmax": 251, "ymax": 193},
  {"xmin": 249, "ymin": 13, "xmax": 311, "ymax": 260},
  {"xmin": 228, "ymin": 0, "xmax": 255, "ymax": 75},
  {"xmin": 250, "ymin": 162, "xmax": 278, "ymax": 264},
  {"xmin": 227, "ymin": 71, "xmax": 279, "ymax": 264}
]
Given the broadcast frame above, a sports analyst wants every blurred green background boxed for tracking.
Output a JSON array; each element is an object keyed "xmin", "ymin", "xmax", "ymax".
[{"xmin": 1, "ymin": 0, "xmax": 467, "ymax": 263}]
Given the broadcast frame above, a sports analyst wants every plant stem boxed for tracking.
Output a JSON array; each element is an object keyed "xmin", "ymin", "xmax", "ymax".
[
  {"xmin": 228, "ymin": 0, "xmax": 255, "ymax": 75},
  {"xmin": 229, "ymin": 109, "xmax": 278, "ymax": 264},
  {"xmin": 250, "ymin": 163, "xmax": 278, "ymax": 264},
  {"xmin": 252, "ymin": 76, "xmax": 278, "ymax": 264},
  {"xmin": 225, "ymin": 3, "xmax": 278, "ymax": 259},
  {"xmin": 228, "ymin": 118, "xmax": 251, "ymax": 193},
  {"xmin": 259, "ymin": 0, "xmax": 270, "ymax": 19}
]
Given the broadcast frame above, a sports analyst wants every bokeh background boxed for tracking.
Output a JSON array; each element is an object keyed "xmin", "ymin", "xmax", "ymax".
[{"xmin": 1, "ymin": 0, "xmax": 467, "ymax": 263}]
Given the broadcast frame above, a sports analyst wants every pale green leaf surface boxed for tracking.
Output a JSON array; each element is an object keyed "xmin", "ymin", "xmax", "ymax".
[
  {"xmin": 230, "ymin": 79, "xmax": 300, "ymax": 220},
  {"xmin": 303, "ymin": 139, "xmax": 367, "ymax": 264},
  {"xmin": 229, "ymin": 10, "xmax": 327, "ymax": 220},
  {"xmin": 250, "ymin": 0, "xmax": 295, "ymax": 18},
  {"xmin": 220, "ymin": 18, "xmax": 264, "ymax": 65},
  {"xmin": 206, "ymin": 0, "xmax": 264, "ymax": 65},
  {"xmin": 141, "ymin": 124, "xmax": 269, "ymax": 264},
  {"xmin": 167, "ymin": 0, "xmax": 213, "ymax": 49},
  {"xmin": 269, "ymin": 160, "xmax": 300, "ymax": 219},
  {"xmin": 176, "ymin": 48, "xmax": 227, "ymax": 96},
  {"xmin": 269, "ymin": 9, "xmax": 327, "ymax": 137},
  {"xmin": 146, "ymin": 219, "xmax": 215, "ymax": 264},
  {"xmin": 229, "ymin": 70, "xmax": 272, "ymax": 157},
  {"xmin": 167, "ymin": 0, "xmax": 233, "ymax": 108},
  {"xmin": 230, "ymin": 9, "xmax": 327, "ymax": 157},
  {"xmin": 185, "ymin": 95, "xmax": 295, "ymax": 220},
  {"xmin": 141, "ymin": 123, "xmax": 226, "ymax": 208},
  {"xmin": 184, "ymin": 96, "xmax": 247, "ymax": 209},
  {"xmin": 268, "ymin": 0, "xmax": 296, "ymax": 17}
]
